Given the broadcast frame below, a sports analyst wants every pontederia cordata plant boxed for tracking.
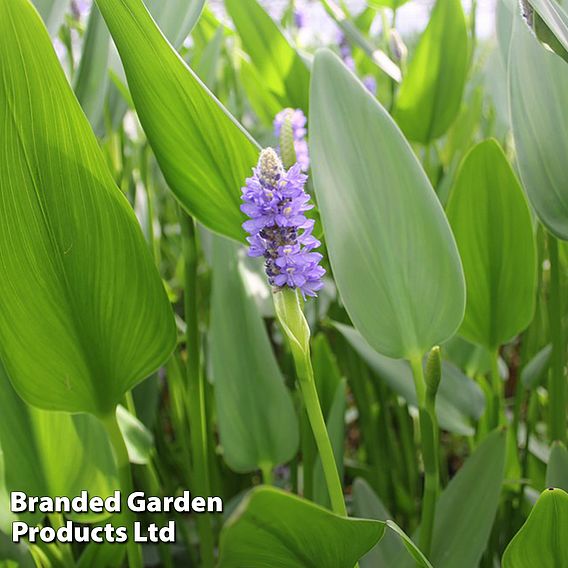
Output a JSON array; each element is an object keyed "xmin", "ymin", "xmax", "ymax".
[{"xmin": 0, "ymin": 0, "xmax": 567, "ymax": 566}]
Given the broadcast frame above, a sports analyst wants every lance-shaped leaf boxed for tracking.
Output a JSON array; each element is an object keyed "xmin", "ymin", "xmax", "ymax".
[
  {"xmin": 502, "ymin": 488, "xmax": 568, "ymax": 567},
  {"xmin": 397, "ymin": 428, "xmax": 507, "ymax": 568},
  {"xmin": 218, "ymin": 486, "xmax": 385, "ymax": 568},
  {"xmin": 393, "ymin": 0, "xmax": 468, "ymax": 143},
  {"xmin": 546, "ymin": 442, "xmax": 568, "ymax": 491},
  {"xmin": 225, "ymin": 0, "xmax": 310, "ymax": 111},
  {"xmin": 311, "ymin": 50, "xmax": 465, "ymax": 360},
  {"xmin": 95, "ymin": 0, "xmax": 260, "ymax": 241},
  {"xmin": 509, "ymin": 16, "xmax": 568, "ymax": 239},
  {"xmin": 210, "ymin": 238, "xmax": 299, "ymax": 473},
  {"xmin": 447, "ymin": 140, "xmax": 537, "ymax": 350},
  {"xmin": 0, "ymin": 0, "xmax": 176, "ymax": 415},
  {"xmin": 0, "ymin": 364, "xmax": 118, "ymax": 526},
  {"xmin": 527, "ymin": 0, "xmax": 568, "ymax": 62},
  {"xmin": 144, "ymin": 0, "xmax": 205, "ymax": 48}
]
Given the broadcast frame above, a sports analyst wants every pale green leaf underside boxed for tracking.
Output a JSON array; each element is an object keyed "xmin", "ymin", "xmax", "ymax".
[
  {"xmin": 218, "ymin": 486, "xmax": 385, "ymax": 568},
  {"xmin": 394, "ymin": 0, "xmax": 469, "ymax": 143},
  {"xmin": 95, "ymin": 0, "xmax": 260, "ymax": 242},
  {"xmin": 447, "ymin": 140, "xmax": 537, "ymax": 349},
  {"xmin": 0, "ymin": 0, "xmax": 176, "ymax": 414},
  {"xmin": 210, "ymin": 238, "xmax": 299, "ymax": 473},
  {"xmin": 311, "ymin": 50, "xmax": 465, "ymax": 360},
  {"xmin": 509, "ymin": 16, "xmax": 568, "ymax": 239}
]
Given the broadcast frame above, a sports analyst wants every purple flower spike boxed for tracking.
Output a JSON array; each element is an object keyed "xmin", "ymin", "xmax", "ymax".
[
  {"xmin": 274, "ymin": 108, "xmax": 310, "ymax": 171},
  {"xmin": 241, "ymin": 149, "xmax": 325, "ymax": 298}
]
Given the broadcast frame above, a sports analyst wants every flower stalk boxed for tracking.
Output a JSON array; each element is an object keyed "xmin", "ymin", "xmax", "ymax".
[
  {"xmin": 410, "ymin": 346, "xmax": 442, "ymax": 558},
  {"xmin": 274, "ymin": 288, "xmax": 347, "ymax": 517}
]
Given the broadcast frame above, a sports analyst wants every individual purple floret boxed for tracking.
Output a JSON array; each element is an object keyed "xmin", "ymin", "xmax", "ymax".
[
  {"xmin": 362, "ymin": 75, "xmax": 377, "ymax": 96},
  {"xmin": 241, "ymin": 148, "xmax": 325, "ymax": 298},
  {"xmin": 274, "ymin": 108, "xmax": 310, "ymax": 171}
]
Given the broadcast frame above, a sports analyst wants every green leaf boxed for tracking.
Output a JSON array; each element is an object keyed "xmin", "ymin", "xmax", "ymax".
[
  {"xmin": 398, "ymin": 428, "xmax": 507, "ymax": 567},
  {"xmin": 95, "ymin": 0, "xmax": 260, "ymax": 241},
  {"xmin": 509, "ymin": 15, "xmax": 568, "ymax": 239},
  {"xmin": 393, "ymin": 0, "xmax": 469, "ymax": 143},
  {"xmin": 502, "ymin": 488, "xmax": 568, "ymax": 568},
  {"xmin": 521, "ymin": 344, "xmax": 552, "ymax": 389},
  {"xmin": 352, "ymin": 479, "xmax": 433, "ymax": 568},
  {"xmin": 73, "ymin": 5, "xmax": 111, "ymax": 131},
  {"xmin": 546, "ymin": 442, "xmax": 568, "ymax": 491},
  {"xmin": 0, "ymin": 364, "xmax": 118, "ymax": 525},
  {"xmin": 116, "ymin": 405, "xmax": 154, "ymax": 465},
  {"xmin": 311, "ymin": 49, "xmax": 465, "ymax": 360},
  {"xmin": 334, "ymin": 323, "xmax": 484, "ymax": 435},
  {"xmin": 352, "ymin": 478, "xmax": 407, "ymax": 567},
  {"xmin": 218, "ymin": 486, "xmax": 385, "ymax": 568},
  {"xmin": 210, "ymin": 238, "xmax": 299, "ymax": 473},
  {"xmin": 528, "ymin": 0, "xmax": 568, "ymax": 62},
  {"xmin": 312, "ymin": 333, "xmax": 342, "ymax": 418},
  {"xmin": 144, "ymin": 0, "xmax": 205, "ymax": 48},
  {"xmin": 367, "ymin": 0, "xmax": 410, "ymax": 9},
  {"xmin": 225, "ymin": 0, "xmax": 310, "ymax": 111},
  {"xmin": 446, "ymin": 140, "xmax": 537, "ymax": 350},
  {"xmin": 31, "ymin": 0, "xmax": 67, "ymax": 35},
  {"xmin": 0, "ymin": 0, "xmax": 176, "ymax": 415}
]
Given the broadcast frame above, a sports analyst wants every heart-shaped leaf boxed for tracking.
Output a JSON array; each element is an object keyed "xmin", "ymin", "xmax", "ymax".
[
  {"xmin": 502, "ymin": 488, "xmax": 568, "ymax": 567},
  {"xmin": 310, "ymin": 49, "xmax": 465, "ymax": 360},
  {"xmin": 0, "ymin": 0, "xmax": 176, "ymax": 415},
  {"xmin": 95, "ymin": 0, "xmax": 260, "ymax": 241},
  {"xmin": 447, "ymin": 140, "xmax": 537, "ymax": 350},
  {"xmin": 218, "ymin": 486, "xmax": 385, "ymax": 568}
]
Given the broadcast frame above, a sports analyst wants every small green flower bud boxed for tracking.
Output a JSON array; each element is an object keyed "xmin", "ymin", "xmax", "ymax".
[
  {"xmin": 425, "ymin": 346, "xmax": 442, "ymax": 399},
  {"xmin": 278, "ymin": 109, "xmax": 297, "ymax": 169}
]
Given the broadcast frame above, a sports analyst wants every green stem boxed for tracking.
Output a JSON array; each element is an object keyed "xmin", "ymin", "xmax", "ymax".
[
  {"xmin": 260, "ymin": 462, "xmax": 274, "ymax": 485},
  {"xmin": 490, "ymin": 350, "xmax": 504, "ymax": 429},
  {"xmin": 410, "ymin": 356, "xmax": 438, "ymax": 558},
  {"xmin": 48, "ymin": 514, "xmax": 74, "ymax": 568},
  {"xmin": 299, "ymin": 359, "xmax": 347, "ymax": 516},
  {"xmin": 100, "ymin": 411, "xmax": 143, "ymax": 568},
  {"xmin": 547, "ymin": 234, "xmax": 567, "ymax": 443},
  {"xmin": 181, "ymin": 213, "xmax": 215, "ymax": 568}
]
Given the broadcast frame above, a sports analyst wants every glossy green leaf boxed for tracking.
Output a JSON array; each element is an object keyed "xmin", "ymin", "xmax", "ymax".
[
  {"xmin": 546, "ymin": 442, "xmax": 568, "ymax": 491},
  {"xmin": 502, "ymin": 488, "xmax": 568, "ymax": 567},
  {"xmin": 31, "ymin": 0, "xmax": 67, "ymax": 35},
  {"xmin": 509, "ymin": 16, "xmax": 568, "ymax": 239},
  {"xmin": 218, "ymin": 486, "xmax": 385, "ymax": 568},
  {"xmin": 400, "ymin": 428, "xmax": 507, "ymax": 567},
  {"xmin": 311, "ymin": 50, "xmax": 465, "ymax": 360},
  {"xmin": 334, "ymin": 323, "xmax": 484, "ymax": 435},
  {"xmin": 210, "ymin": 238, "xmax": 299, "ymax": 473},
  {"xmin": 0, "ymin": 0, "xmax": 176, "ymax": 415},
  {"xmin": 0, "ymin": 364, "xmax": 117, "ymax": 525},
  {"xmin": 116, "ymin": 405, "xmax": 154, "ymax": 465},
  {"xmin": 447, "ymin": 140, "xmax": 537, "ymax": 350},
  {"xmin": 95, "ymin": 0, "xmax": 260, "ymax": 241},
  {"xmin": 225, "ymin": 0, "xmax": 310, "ymax": 111},
  {"xmin": 393, "ymin": 0, "xmax": 469, "ymax": 143}
]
